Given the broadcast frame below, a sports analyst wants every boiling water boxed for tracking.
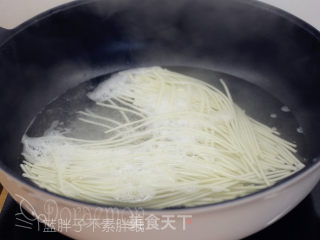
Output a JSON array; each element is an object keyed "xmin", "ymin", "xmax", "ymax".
[{"xmin": 24, "ymin": 66, "xmax": 307, "ymax": 161}]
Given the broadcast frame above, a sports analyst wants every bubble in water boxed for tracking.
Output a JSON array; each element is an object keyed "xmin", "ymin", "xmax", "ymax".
[
  {"xmin": 297, "ymin": 127, "xmax": 303, "ymax": 134},
  {"xmin": 270, "ymin": 113, "xmax": 277, "ymax": 118},
  {"xmin": 281, "ymin": 106, "xmax": 290, "ymax": 112}
]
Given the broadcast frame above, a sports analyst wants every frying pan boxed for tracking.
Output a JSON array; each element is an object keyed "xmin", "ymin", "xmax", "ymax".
[{"xmin": 0, "ymin": 0, "xmax": 320, "ymax": 239}]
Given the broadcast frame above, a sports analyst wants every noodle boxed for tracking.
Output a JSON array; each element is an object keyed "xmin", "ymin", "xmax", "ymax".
[{"xmin": 20, "ymin": 67, "xmax": 304, "ymax": 208}]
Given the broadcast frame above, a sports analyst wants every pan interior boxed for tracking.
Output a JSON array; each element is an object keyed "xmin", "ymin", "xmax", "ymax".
[{"xmin": 22, "ymin": 66, "xmax": 308, "ymax": 198}]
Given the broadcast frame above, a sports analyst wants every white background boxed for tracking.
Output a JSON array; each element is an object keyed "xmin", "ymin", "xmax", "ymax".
[{"xmin": 0, "ymin": 0, "xmax": 319, "ymax": 30}]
